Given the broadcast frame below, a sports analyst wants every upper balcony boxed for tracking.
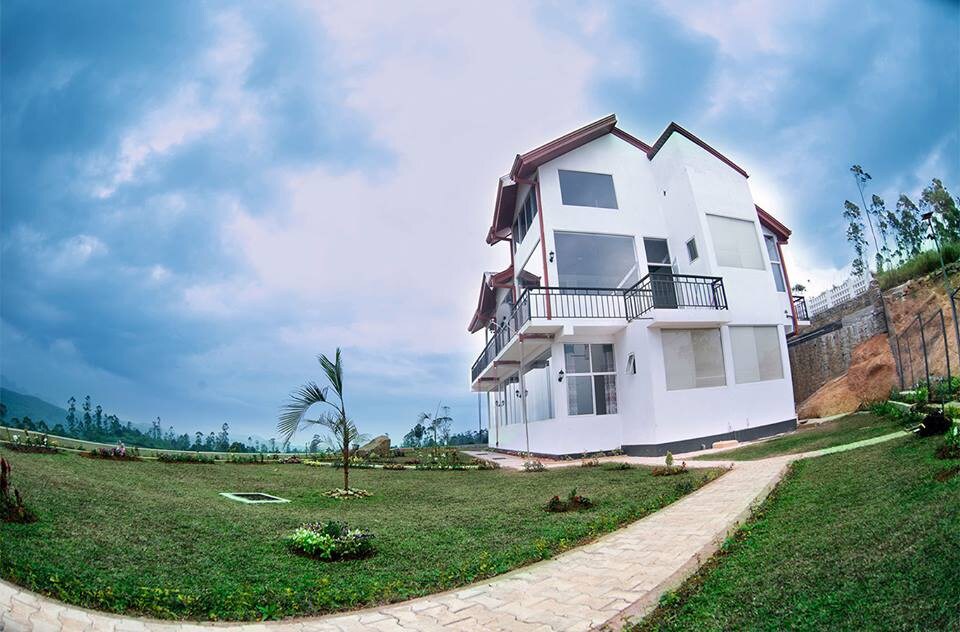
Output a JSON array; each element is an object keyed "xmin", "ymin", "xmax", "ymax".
[{"xmin": 471, "ymin": 273, "xmax": 728, "ymax": 386}]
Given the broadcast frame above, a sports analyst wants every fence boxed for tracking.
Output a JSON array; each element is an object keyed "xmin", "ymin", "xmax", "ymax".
[{"xmin": 894, "ymin": 308, "xmax": 954, "ymax": 402}]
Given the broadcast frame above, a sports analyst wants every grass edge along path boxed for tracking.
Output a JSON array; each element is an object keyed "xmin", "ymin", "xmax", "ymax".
[{"xmin": 631, "ymin": 433, "xmax": 960, "ymax": 631}]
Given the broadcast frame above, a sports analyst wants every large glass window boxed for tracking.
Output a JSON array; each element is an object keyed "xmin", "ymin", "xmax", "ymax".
[
  {"xmin": 764, "ymin": 235, "xmax": 786, "ymax": 292},
  {"xmin": 558, "ymin": 170, "xmax": 618, "ymax": 208},
  {"xmin": 512, "ymin": 188, "xmax": 538, "ymax": 252},
  {"xmin": 661, "ymin": 329, "xmax": 726, "ymax": 390},
  {"xmin": 564, "ymin": 343, "xmax": 617, "ymax": 415},
  {"xmin": 555, "ymin": 232, "xmax": 639, "ymax": 288},
  {"xmin": 707, "ymin": 214, "xmax": 764, "ymax": 270},
  {"xmin": 730, "ymin": 326, "xmax": 784, "ymax": 383},
  {"xmin": 522, "ymin": 351, "xmax": 554, "ymax": 422}
]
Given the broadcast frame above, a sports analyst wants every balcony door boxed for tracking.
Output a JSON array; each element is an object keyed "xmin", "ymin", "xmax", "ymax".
[{"xmin": 643, "ymin": 238, "xmax": 677, "ymax": 308}]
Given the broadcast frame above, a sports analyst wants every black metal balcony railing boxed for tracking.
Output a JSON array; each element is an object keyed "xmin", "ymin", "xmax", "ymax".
[
  {"xmin": 471, "ymin": 273, "xmax": 727, "ymax": 382},
  {"xmin": 793, "ymin": 295, "xmax": 810, "ymax": 321},
  {"xmin": 624, "ymin": 273, "xmax": 727, "ymax": 321}
]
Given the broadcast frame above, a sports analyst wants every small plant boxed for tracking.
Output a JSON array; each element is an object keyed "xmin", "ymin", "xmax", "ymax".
[
  {"xmin": 226, "ymin": 453, "xmax": 267, "ymax": 464},
  {"xmin": 415, "ymin": 449, "xmax": 467, "ymax": 470},
  {"xmin": 4, "ymin": 430, "xmax": 59, "ymax": 454},
  {"xmin": 156, "ymin": 452, "xmax": 214, "ymax": 464},
  {"xmin": 665, "ymin": 451, "xmax": 674, "ymax": 467},
  {"xmin": 1, "ymin": 457, "xmax": 37, "ymax": 523},
  {"xmin": 601, "ymin": 461, "xmax": 633, "ymax": 471},
  {"xmin": 286, "ymin": 520, "xmax": 375, "ymax": 561},
  {"xmin": 652, "ymin": 454, "xmax": 688, "ymax": 476},
  {"xmin": 322, "ymin": 488, "xmax": 372, "ymax": 499},
  {"xmin": 476, "ymin": 458, "xmax": 500, "ymax": 470},
  {"xmin": 85, "ymin": 441, "xmax": 139, "ymax": 461},
  {"xmin": 936, "ymin": 423, "xmax": 960, "ymax": 460},
  {"xmin": 580, "ymin": 458, "xmax": 600, "ymax": 467},
  {"xmin": 382, "ymin": 462, "xmax": 406, "ymax": 470},
  {"xmin": 545, "ymin": 488, "xmax": 594, "ymax": 512},
  {"xmin": 522, "ymin": 460, "xmax": 545, "ymax": 472},
  {"xmin": 277, "ymin": 455, "xmax": 302, "ymax": 464}
]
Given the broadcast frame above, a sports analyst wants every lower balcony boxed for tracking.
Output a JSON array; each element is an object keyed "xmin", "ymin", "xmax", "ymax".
[
  {"xmin": 471, "ymin": 274, "xmax": 728, "ymax": 387},
  {"xmin": 793, "ymin": 295, "xmax": 811, "ymax": 325}
]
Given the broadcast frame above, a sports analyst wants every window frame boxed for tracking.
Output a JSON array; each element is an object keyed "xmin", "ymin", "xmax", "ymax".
[
  {"xmin": 729, "ymin": 325, "xmax": 785, "ymax": 384},
  {"xmin": 557, "ymin": 169, "xmax": 619, "ymax": 209},
  {"xmin": 706, "ymin": 213, "xmax": 765, "ymax": 270},
  {"xmin": 554, "ymin": 230, "xmax": 640, "ymax": 289},
  {"xmin": 661, "ymin": 328, "xmax": 727, "ymax": 391},
  {"xmin": 764, "ymin": 234, "xmax": 786, "ymax": 292},
  {"xmin": 564, "ymin": 343, "xmax": 618, "ymax": 416},
  {"xmin": 686, "ymin": 237, "xmax": 699, "ymax": 263}
]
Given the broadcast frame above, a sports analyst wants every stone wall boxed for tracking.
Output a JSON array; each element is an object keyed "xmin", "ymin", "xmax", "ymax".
[{"xmin": 788, "ymin": 282, "xmax": 889, "ymax": 404}]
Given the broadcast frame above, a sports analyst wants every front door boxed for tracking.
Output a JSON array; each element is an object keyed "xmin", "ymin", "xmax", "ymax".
[{"xmin": 643, "ymin": 238, "xmax": 677, "ymax": 308}]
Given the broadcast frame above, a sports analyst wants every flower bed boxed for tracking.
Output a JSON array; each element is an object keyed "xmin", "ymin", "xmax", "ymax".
[
  {"xmin": 286, "ymin": 520, "xmax": 375, "ymax": 561},
  {"xmin": 545, "ymin": 488, "xmax": 594, "ymax": 512},
  {"xmin": 156, "ymin": 452, "xmax": 214, "ymax": 464},
  {"xmin": 84, "ymin": 443, "xmax": 140, "ymax": 461},
  {"xmin": 322, "ymin": 488, "xmax": 372, "ymax": 499},
  {"xmin": 2, "ymin": 431, "xmax": 59, "ymax": 454}
]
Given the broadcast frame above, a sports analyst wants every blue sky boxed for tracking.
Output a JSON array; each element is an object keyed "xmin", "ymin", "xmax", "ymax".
[{"xmin": 1, "ymin": 1, "xmax": 958, "ymax": 443}]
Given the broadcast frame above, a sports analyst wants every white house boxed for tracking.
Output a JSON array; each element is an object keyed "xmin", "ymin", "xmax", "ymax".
[{"xmin": 468, "ymin": 115, "xmax": 810, "ymax": 457}]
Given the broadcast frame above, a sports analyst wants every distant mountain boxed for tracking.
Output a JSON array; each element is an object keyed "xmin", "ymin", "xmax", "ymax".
[{"xmin": 0, "ymin": 387, "xmax": 69, "ymax": 427}]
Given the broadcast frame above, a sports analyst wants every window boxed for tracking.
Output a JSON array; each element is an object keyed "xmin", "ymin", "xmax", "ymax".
[
  {"xmin": 558, "ymin": 170, "xmax": 618, "ymax": 208},
  {"xmin": 686, "ymin": 237, "xmax": 699, "ymax": 262},
  {"xmin": 512, "ymin": 188, "xmax": 538, "ymax": 252},
  {"xmin": 555, "ymin": 232, "xmax": 639, "ymax": 288},
  {"xmin": 661, "ymin": 329, "xmax": 726, "ymax": 390},
  {"xmin": 564, "ymin": 343, "xmax": 617, "ymax": 415},
  {"xmin": 626, "ymin": 352, "xmax": 636, "ymax": 375},
  {"xmin": 730, "ymin": 326, "xmax": 784, "ymax": 383},
  {"xmin": 764, "ymin": 235, "xmax": 786, "ymax": 292},
  {"xmin": 706, "ymin": 214, "xmax": 764, "ymax": 270},
  {"xmin": 522, "ymin": 350, "xmax": 554, "ymax": 422}
]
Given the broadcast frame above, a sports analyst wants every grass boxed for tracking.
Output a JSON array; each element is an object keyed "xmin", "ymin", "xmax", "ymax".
[
  {"xmin": 694, "ymin": 413, "xmax": 905, "ymax": 461},
  {"xmin": 875, "ymin": 242, "xmax": 960, "ymax": 290},
  {"xmin": 635, "ymin": 433, "xmax": 960, "ymax": 631},
  {"xmin": 0, "ymin": 450, "xmax": 722, "ymax": 621}
]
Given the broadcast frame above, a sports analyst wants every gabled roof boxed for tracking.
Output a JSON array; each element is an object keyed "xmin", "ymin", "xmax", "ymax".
[
  {"xmin": 467, "ymin": 267, "xmax": 539, "ymax": 333},
  {"xmin": 647, "ymin": 122, "xmax": 749, "ymax": 178},
  {"xmin": 485, "ymin": 116, "xmax": 753, "ymax": 245},
  {"xmin": 756, "ymin": 205, "xmax": 791, "ymax": 243}
]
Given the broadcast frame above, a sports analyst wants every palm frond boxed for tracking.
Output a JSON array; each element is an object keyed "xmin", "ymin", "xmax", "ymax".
[
  {"xmin": 277, "ymin": 381, "xmax": 329, "ymax": 444},
  {"xmin": 416, "ymin": 411, "xmax": 431, "ymax": 424},
  {"xmin": 317, "ymin": 349, "xmax": 343, "ymax": 401}
]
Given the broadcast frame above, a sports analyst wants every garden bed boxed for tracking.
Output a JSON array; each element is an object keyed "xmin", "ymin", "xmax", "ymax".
[{"xmin": 0, "ymin": 446, "xmax": 723, "ymax": 621}]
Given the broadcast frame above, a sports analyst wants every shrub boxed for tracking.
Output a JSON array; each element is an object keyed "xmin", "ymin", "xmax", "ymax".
[
  {"xmin": 936, "ymin": 423, "xmax": 960, "ymax": 460},
  {"xmin": 85, "ymin": 442, "xmax": 139, "ymax": 461},
  {"xmin": 665, "ymin": 451, "xmax": 674, "ymax": 467},
  {"xmin": 226, "ymin": 453, "xmax": 266, "ymax": 464},
  {"xmin": 545, "ymin": 488, "xmax": 594, "ymax": 512},
  {"xmin": 415, "ymin": 449, "xmax": 467, "ymax": 470},
  {"xmin": 522, "ymin": 460, "xmax": 545, "ymax": 473},
  {"xmin": 1, "ymin": 457, "xmax": 36, "ymax": 524},
  {"xmin": 382, "ymin": 463, "xmax": 406, "ymax": 470},
  {"xmin": 286, "ymin": 520, "xmax": 375, "ymax": 561},
  {"xmin": 601, "ymin": 461, "xmax": 633, "ymax": 471},
  {"xmin": 322, "ymin": 488, "xmax": 372, "ymax": 499},
  {"xmin": 156, "ymin": 452, "xmax": 214, "ymax": 464},
  {"xmin": 580, "ymin": 458, "xmax": 600, "ymax": 467},
  {"xmin": 674, "ymin": 478, "xmax": 697, "ymax": 496},
  {"xmin": 278, "ymin": 456, "xmax": 302, "ymax": 464},
  {"xmin": 476, "ymin": 459, "xmax": 500, "ymax": 470},
  {"xmin": 876, "ymin": 242, "xmax": 960, "ymax": 290},
  {"xmin": 4, "ymin": 430, "xmax": 59, "ymax": 454},
  {"xmin": 652, "ymin": 462, "xmax": 688, "ymax": 477}
]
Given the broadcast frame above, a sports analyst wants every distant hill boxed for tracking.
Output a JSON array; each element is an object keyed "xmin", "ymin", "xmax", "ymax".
[{"xmin": 0, "ymin": 387, "xmax": 69, "ymax": 427}]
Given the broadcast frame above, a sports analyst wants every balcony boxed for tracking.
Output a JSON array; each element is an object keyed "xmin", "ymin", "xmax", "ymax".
[
  {"xmin": 793, "ymin": 295, "xmax": 810, "ymax": 323},
  {"xmin": 471, "ymin": 274, "xmax": 727, "ymax": 384}
]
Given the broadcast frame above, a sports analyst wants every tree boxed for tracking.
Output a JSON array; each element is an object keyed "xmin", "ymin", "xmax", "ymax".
[
  {"xmin": 278, "ymin": 349, "xmax": 366, "ymax": 491},
  {"xmin": 791, "ymin": 283, "xmax": 806, "ymax": 293},
  {"xmin": 868, "ymin": 194, "xmax": 891, "ymax": 271},
  {"xmin": 0, "ymin": 403, "xmax": 6, "ymax": 424},
  {"xmin": 888, "ymin": 194, "xmax": 925, "ymax": 261},
  {"xmin": 66, "ymin": 397, "xmax": 77, "ymax": 436},
  {"xmin": 217, "ymin": 423, "xmax": 230, "ymax": 451},
  {"xmin": 843, "ymin": 200, "xmax": 868, "ymax": 278},
  {"xmin": 850, "ymin": 165, "xmax": 883, "ymax": 272},
  {"xmin": 402, "ymin": 422, "xmax": 427, "ymax": 448},
  {"xmin": 417, "ymin": 403, "xmax": 453, "ymax": 454},
  {"xmin": 94, "ymin": 404, "xmax": 104, "ymax": 434},
  {"xmin": 82, "ymin": 396, "xmax": 92, "ymax": 435}
]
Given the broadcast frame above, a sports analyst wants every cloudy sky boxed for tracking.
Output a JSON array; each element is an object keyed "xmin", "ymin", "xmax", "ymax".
[{"xmin": 2, "ymin": 1, "xmax": 958, "ymax": 442}]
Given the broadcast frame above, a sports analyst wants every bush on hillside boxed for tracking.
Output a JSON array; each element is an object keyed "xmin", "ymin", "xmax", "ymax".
[{"xmin": 876, "ymin": 242, "xmax": 960, "ymax": 290}]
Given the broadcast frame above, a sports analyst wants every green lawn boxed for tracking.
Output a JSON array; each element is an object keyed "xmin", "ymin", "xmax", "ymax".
[
  {"xmin": 636, "ymin": 433, "xmax": 960, "ymax": 630},
  {"xmin": 694, "ymin": 413, "xmax": 905, "ymax": 461},
  {"xmin": 0, "ymin": 450, "xmax": 722, "ymax": 621}
]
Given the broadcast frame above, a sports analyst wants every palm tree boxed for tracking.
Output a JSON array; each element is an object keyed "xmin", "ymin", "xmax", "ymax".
[
  {"xmin": 278, "ymin": 349, "xmax": 366, "ymax": 490},
  {"xmin": 418, "ymin": 403, "xmax": 453, "ymax": 455}
]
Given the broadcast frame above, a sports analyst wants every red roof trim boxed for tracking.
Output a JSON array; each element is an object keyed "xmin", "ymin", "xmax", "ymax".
[
  {"xmin": 486, "ymin": 179, "xmax": 517, "ymax": 245},
  {"xmin": 647, "ymin": 122, "xmax": 749, "ymax": 179},
  {"xmin": 510, "ymin": 114, "xmax": 618, "ymax": 179},
  {"xmin": 611, "ymin": 126, "xmax": 652, "ymax": 152},
  {"xmin": 756, "ymin": 205, "xmax": 791, "ymax": 243}
]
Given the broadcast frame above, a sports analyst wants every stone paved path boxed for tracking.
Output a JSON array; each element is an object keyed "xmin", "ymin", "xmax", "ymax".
[{"xmin": 0, "ymin": 432, "xmax": 908, "ymax": 632}]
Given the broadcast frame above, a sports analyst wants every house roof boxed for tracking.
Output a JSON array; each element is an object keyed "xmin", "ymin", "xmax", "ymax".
[
  {"xmin": 467, "ymin": 267, "xmax": 540, "ymax": 333},
  {"xmin": 756, "ymin": 205, "xmax": 791, "ymax": 243},
  {"xmin": 485, "ymin": 116, "xmax": 754, "ymax": 245},
  {"xmin": 646, "ymin": 122, "xmax": 749, "ymax": 178}
]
